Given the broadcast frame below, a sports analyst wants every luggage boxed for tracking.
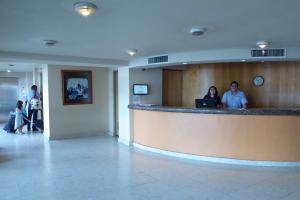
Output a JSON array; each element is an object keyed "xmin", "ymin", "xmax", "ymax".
[
  {"xmin": 2, "ymin": 110, "xmax": 43, "ymax": 133},
  {"xmin": 3, "ymin": 112, "xmax": 16, "ymax": 133}
]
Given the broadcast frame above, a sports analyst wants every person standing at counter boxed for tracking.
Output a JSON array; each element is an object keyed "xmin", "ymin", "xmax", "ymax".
[
  {"xmin": 222, "ymin": 81, "xmax": 248, "ymax": 109},
  {"xmin": 203, "ymin": 86, "xmax": 222, "ymax": 108}
]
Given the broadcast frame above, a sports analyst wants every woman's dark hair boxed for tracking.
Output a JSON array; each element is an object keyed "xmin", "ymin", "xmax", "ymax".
[
  {"xmin": 16, "ymin": 100, "xmax": 23, "ymax": 109},
  {"xmin": 206, "ymin": 86, "xmax": 219, "ymax": 97}
]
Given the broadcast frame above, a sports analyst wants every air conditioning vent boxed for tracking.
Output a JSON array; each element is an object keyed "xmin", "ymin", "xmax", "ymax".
[
  {"xmin": 251, "ymin": 49, "xmax": 286, "ymax": 57},
  {"xmin": 148, "ymin": 55, "xmax": 168, "ymax": 64}
]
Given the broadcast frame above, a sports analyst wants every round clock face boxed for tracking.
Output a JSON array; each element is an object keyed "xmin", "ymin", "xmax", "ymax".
[{"xmin": 253, "ymin": 75, "xmax": 264, "ymax": 87}]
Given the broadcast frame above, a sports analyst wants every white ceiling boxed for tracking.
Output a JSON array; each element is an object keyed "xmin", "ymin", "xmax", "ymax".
[
  {"xmin": 0, "ymin": 62, "xmax": 38, "ymax": 72},
  {"xmin": 1, "ymin": 0, "xmax": 300, "ymax": 65}
]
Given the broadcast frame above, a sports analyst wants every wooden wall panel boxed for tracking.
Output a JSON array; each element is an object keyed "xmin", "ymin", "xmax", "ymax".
[
  {"xmin": 163, "ymin": 69, "xmax": 183, "ymax": 106},
  {"xmin": 181, "ymin": 61, "xmax": 300, "ymax": 108},
  {"xmin": 182, "ymin": 67, "xmax": 198, "ymax": 106}
]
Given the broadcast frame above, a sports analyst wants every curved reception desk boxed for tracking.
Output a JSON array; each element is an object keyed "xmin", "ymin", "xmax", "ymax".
[{"xmin": 129, "ymin": 105, "xmax": 300, "ymax": 166}]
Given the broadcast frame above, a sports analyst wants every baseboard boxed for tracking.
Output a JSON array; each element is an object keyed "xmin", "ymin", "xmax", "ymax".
[
  {"xmin": 107, "ymin": 131, "xmax": 116, "ymax": 136},
  {"xmin": 48, "ymin": 131, "xmax": 108, "ymax": 140},
  {"xmin": 133, "ymin": 143, "xmax": 300, "ymax": 167}
]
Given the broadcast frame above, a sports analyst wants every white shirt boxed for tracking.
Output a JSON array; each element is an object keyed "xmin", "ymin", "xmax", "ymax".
[
  {"xmin": 222, "ymin": 90, "xmax": 248, "ymax": 109},
  {"xmin": 77, "ymin": 88, "xmax": 83, "ymax": 95},
  {"xmin": 30, "ymin": 98, "xmax": 41, "ymax": 110}
]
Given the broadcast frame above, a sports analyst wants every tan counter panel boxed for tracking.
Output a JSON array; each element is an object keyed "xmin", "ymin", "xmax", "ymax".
[{"xmin": 133, "ymin": 110, "xmax": 300, "ymax": 162}]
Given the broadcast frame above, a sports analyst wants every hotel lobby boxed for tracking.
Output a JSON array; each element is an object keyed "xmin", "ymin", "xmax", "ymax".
[{"xmin": 1, "ymin": 0, "xmax": 300, "ymax": 199}]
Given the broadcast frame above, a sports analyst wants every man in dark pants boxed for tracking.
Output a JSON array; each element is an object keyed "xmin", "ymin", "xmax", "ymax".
[{"xmin": 26, "ymin": 85, "xmax": 40, "ymax": 132}]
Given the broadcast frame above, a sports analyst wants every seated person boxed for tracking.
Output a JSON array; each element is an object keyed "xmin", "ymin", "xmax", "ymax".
[
  {"xmin": 222, "ymin": 81, "xmax": 248, "ymax": 109},
  {"xmin": 203, "ymin": 86, "xmax": 222, "ymax": 108}
]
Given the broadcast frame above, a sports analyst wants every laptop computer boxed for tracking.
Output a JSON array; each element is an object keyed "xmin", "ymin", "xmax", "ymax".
[{"xmin": 195, "ymin": 99, "xmax": 216, "ymax": 108}]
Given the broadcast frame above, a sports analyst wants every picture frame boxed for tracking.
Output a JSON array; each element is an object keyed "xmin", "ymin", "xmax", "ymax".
[{"xmin": 61, "ymin": 70, "xmax": 93, "ymax": 105}]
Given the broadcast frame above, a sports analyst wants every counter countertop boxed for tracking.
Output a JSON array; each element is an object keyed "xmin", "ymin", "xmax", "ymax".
[{"xmin": 128, "ymin": 104, "xmax": 300, "ymax": 116}]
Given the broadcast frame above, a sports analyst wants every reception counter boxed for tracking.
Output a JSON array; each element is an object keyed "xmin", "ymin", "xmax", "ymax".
[{"xmin": 129, "ymin": 105, "xmax": 300, "ymax": 166}]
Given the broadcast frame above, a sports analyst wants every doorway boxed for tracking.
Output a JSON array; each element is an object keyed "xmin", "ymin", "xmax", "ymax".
[
  {"xmin": 113, "ymin": 70, "xmax": 119, "ymax": 136},
  {"xmin": 162, "ymin": 69, "xmax": 183, "ymax": 106},
  {"xmin": 0, "ymin": 77, "xmax": 18, "ymax": 123},
  {"xmin": 0, "ymin": 63, "xmax": 44, "ymax": 134}
]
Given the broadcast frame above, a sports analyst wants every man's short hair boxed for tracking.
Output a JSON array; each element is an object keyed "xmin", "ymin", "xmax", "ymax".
[
  {"xmin": 230, "ymin": 81, "xmax": 239, "ymax": 87},
  {"xmin": 31, "ymin": 85, "xmax": 37, "ymax": 90}
]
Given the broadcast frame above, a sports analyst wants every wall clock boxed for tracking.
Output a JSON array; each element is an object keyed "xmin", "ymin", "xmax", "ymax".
[{"xmin": 252, "ymin": 75, "xmax": 264, "ymax": 87}]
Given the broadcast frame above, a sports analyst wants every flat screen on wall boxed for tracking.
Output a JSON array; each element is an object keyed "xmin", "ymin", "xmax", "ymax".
[{"xmin": 133, "ymin": 84, "xmax": 149, "ymax": 95}]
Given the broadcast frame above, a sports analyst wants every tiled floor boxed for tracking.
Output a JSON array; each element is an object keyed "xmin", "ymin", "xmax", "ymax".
[{"xmin": 1, "ymin": 129, "xmax": 300, "ymax": 200}]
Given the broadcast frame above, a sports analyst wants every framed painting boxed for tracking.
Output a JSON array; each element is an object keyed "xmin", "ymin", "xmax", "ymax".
[{"xmin": 61, "ymin": 70, "xmax": 93, "ymax": 105}]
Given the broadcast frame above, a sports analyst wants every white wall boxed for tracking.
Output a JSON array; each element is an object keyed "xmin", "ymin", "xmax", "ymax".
[
  {"xmin": 107, "ymin": 68, "xmax": 115, "ymax": 136},
  {"xmin": 117, "ymin": 67, "xmax": 131, "ymax": 145},
  {"xmin": 42, "ymin": 65, "xmax": 51, "ymax": 139},
  {"xmin": 43, "ymin": 64, "xmax": 112, "ymax": 140},
  {"xmin": 129, "ymin": 68, "xmax": 163, "ymax": 105}
]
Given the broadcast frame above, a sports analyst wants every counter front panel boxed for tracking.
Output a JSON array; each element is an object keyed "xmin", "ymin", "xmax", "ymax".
[{"xmin": 130, "ymin": 106, "xmax": 300, "ymax": 162}]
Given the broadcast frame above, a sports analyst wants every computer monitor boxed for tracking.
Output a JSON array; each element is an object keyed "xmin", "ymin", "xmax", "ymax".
[{"xmin": 195, "ymin": 99, "xmax": 216, "ymax": 108}]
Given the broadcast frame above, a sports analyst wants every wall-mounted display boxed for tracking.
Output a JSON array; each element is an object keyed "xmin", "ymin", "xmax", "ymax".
[
  {"xmin": 61, "ymin": 70, "xmax": 93, "ymax": 105},
  {"xmin": 133, "ymin": 84, "xmax": 149, "ymax": 95}
]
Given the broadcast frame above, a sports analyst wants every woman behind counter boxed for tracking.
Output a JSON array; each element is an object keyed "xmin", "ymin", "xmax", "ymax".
[{"xmin": 203, "ymin": 86, "xmax": 222, "ymax": 108}]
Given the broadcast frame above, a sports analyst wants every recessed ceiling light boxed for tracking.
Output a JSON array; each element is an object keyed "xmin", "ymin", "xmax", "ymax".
[
  {"xmin": 241, "ymin": 59, "xmax": 246, "ymax": 62},
  {"xmin": 43, "ymin": 40, "xmax": 57, "ymax": 46},
  {"xmin": 127, "ymin": 49, "xmax": 137, "ymax": 56},
  {"xmin": 256, "ymin": 41, "xmax": 268, "ymax": 49},
  {"xmin": 190, "ymin": 27, "xmax": 207, "ymax": 36},
  {"xmin": 7, "ymin": 69, "xmax": 11, "ymax": 73},
  {"xmin": 74, "ymin": 2, "xmax": 97, "ymax": 17},
  {"xmin": 182, "ymin": 62, "xmax": 188, "ymax": 65}
]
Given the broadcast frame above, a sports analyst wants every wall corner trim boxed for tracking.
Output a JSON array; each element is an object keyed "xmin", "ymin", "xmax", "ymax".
[{"xmin": 118, "ymin": 137, "xmax": 132, "ymax": 146}]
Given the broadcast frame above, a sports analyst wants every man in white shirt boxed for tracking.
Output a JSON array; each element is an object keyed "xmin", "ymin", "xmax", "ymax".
[
  {"xmin": 26, "ymin": 85, "xmax": 41, "ymax": 132},
  {"xmin": 222, "ymin": 81, "xmax": 248, "ymax": 109}
]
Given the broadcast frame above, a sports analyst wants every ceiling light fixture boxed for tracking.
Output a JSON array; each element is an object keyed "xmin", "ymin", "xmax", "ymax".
[
  {"xmin": 190, "ymin": 27, "xmax": 207, "ymax": 36},
  {"xmin": 43, "ymin": 40, "xmax": 57, "ymax": 46},
  {"xmin": 127, "ymin": 49, "xmax": 138, "ymax": 56},
  {"xmin": 7, "ymin": 69, "xmax": 11, "ymax": 73},
  {"xmin": 74, "ymin": 2, "xmax": 97, "ymax": 17},
  {"xmin": 256, "ymin": 41, "xmax": 268, "ymax": 49},
  {"xmin": 182, "ymin": 62, "xmax": 188, "ymax": 65}
]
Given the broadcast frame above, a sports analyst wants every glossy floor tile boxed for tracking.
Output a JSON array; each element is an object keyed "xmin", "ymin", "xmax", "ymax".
[{"xmin": 1, "ymin": 129, "xmax": 300, "ymax": 200}]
